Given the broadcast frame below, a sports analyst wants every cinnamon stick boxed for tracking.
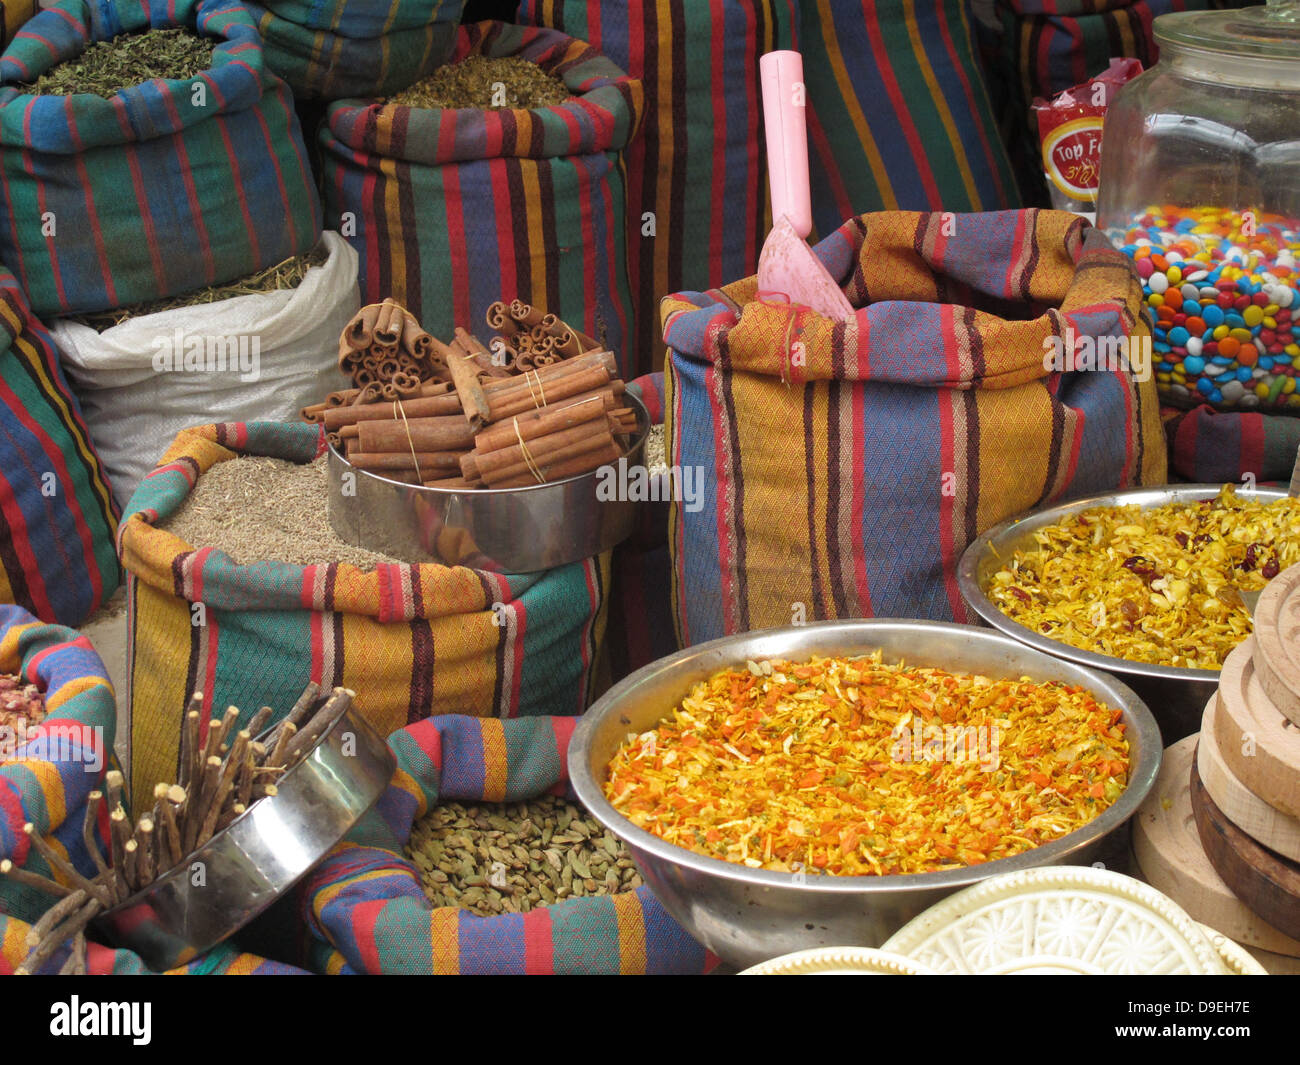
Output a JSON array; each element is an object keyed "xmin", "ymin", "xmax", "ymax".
[
  {"xmin": 477, "ymin": 423, "xmax": 614, "ymax": 485},
  {"xmin": 321, "ymin": 391, "xmax": 463, "ymax": 430},
  {"xmin": 487, "ymin": 370, "xmax": 616, "ymax": 423},
  {"xmin": 346, "ymin": 450, "xmax": 467, "ymax": 473},
  {"xmin": 454, "ymin": 327, "xmax": 513, "ymax": 378},
  {"xmin": 490, "ymin": 441, "xmax": 623, "ymax": 488},
  {"xmin": 475, "ymin": 394, "xmax": 609, "ymax": 453},
  {"xmin": 357, "ymin": 414, "xmax": 477, "ymax": 453},
  {"xmin": 434, "ymin": 336, "xmax": 492, "ymax": 431},
  {"xmin": 372, "ymin": 299, "xmax": 403, "ymax": 345},
  {"xmin": 345, "ymin": 304, "xmax": 381, "ymax": 351}
]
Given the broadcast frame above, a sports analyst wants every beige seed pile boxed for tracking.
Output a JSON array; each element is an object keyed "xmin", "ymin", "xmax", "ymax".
[
  {"xmin": 406, "ymin": 796, "xmax": 642, "ymax": 915},
  {"xmin": 161, "ymin": 455, "xmax": 404, "ymax": 571},
  {"xmin": 644, "ymin": 423, "xmax": 667, "ymax": 474}
]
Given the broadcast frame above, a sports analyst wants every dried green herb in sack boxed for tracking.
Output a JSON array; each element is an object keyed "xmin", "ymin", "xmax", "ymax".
[
  {"xmin": 386, "ymin": 55, "xmax": 570, "ymax": 111},
  {"xmin": 160, "ymin": 455, "xmax": 403, "ymax": 571},
  {"xmin": 72, "ymin": 247, "xmax": 328, "ymax": 331},
  {"xmin": 406, "ymin": 796, "xmax": 642, "ymax": 915},
  {"xmin": 22, "ymin": 29, "xmax": 216, "ymax": 99}
]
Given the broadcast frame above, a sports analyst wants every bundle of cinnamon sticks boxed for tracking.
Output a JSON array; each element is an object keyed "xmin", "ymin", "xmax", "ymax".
[
  {"xmin": 335, "ymin": 297, "xmax": 447, "ymax": 398},
  {"xmin": 0, "ymin": 683, "xmax": 352, "ymax": 974},
  {"xmin": 303, "ymin": 300, "xmax": 638, "ymax": 490}
]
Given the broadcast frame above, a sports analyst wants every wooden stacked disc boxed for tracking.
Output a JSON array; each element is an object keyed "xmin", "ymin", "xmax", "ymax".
[
  {"xmin": 1252, "ymin": 564, "xmax": 1300, "ymax": 727},
  {"xmin": 1133, "ymin": 735, "xmax": 1300, "ymax": 956},
  {"xmin": 1214, "ymin": 638, "xmax": 1300, "ymax": 819}
]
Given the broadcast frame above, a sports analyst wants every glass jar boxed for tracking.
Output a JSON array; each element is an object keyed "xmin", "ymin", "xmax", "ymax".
[{"xmin": 1097, "ymin": 0, "xmax": 1300, "ymax": 411}]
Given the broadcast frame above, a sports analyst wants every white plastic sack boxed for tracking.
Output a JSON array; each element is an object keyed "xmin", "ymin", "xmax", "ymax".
[{"xmin": 52, "ymin": 231, "xmax": 357, "ymax": 510}]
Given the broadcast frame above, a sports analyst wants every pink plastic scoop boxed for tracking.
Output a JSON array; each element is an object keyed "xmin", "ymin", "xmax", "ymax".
[{"xmin": 757, "ymin": 50, "xmax": 855, "ymax": 323}]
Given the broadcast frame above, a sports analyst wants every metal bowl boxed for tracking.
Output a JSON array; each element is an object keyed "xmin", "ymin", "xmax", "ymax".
[
  {"xmin": 957, "ymin": 484, "xmax": 1288, "ymax": 742},
  {"xmin": 568, "ymin": 619, "xmax": 1161, "ymax": 970},
  {"xmin": 327, "ymin": 393, "xmax": 649, "ymax": 573},
  {"xmin": 94, "ymin": 702, "xmax": 395, "ymax": 972}
]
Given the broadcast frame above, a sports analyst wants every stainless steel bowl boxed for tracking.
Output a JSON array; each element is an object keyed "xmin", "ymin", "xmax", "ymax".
[
  {"xmin": 327, "ymin": 393, "xmax": 649, "ymax": 573},
  {"xmin": 569, "ymin": 619, "xmax": 1161, "ymax": 969},
  {"xmin": 94, "ymin": 703, "xmax": 395, "ymax": 971},
  {"xmin": 957, "ymin": 484, "xmax": 1288, "ymax": 742}
]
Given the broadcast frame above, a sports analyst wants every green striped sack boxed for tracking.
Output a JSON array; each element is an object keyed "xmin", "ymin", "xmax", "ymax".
[
  {"xmin": 320, "ymin": 20, "xmax": 643, "ymax": 377},
  {"xmin": 0, "ymin": 0, "xmax": 322, "ymax": 317},
  {"xmin": 241, "ymin": 0, "xmax": 465, "ymax": 100},
  {"xmin": 800, "ymin": 0, "xmax": 1021, "ymax": 237},
  {"xmin": 0, "ymin": 263, "xmax": 117, "ymax": 626},
  {"xmin": 118, "ymin": 421, "xmax": 611, "ymax": 818},
  {"xmin": 517, "ymin": 1, "xmax": 798, "ymax": 374}
]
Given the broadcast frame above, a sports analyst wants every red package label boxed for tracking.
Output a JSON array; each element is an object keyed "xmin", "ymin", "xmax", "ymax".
[{"xmin": 1033, "ymin": 58, "xmax": 1143, "ymax": 207}]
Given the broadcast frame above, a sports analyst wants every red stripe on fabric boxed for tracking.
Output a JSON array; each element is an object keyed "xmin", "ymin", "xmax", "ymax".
[
  {"xmin": 577, "ymin": 557, "xmax": 596, "ymax": 680},
  {"xmin": 121, "ymin": 144, "xmax": 167, "ymax": 296},
  {"xmin": 489, "ymin": 148, "xmax": 516, "ymax": 300},
  {"xmin": 24, "ymin": 636, "xmax": 94, "ymax": 684},
  {"xmin": 1239, "ymin": 410, "xmax": 1266, "ymax": 477},
  {"xmin": 936, "ymin": 390, "xmax": 958, "ymax": 617},
  {"xmin": 706, "ymin": 361, "xmax": 737, "ymax": 634},
  {"xmin": 862, "ymin": 0, "xmax": 941, "ymax": 207},
  {"xmin": 1062, "ymin": 402, "xmax": 1085, "ymax": 492},
  {"xmin": 309, "ymin": 603, "xmax": 325, "ymax": 683},
  {"xmin": 0, "ymin": 779, "xmax": 29, "ymax": 863},
  {"xmin": 551, "ymin": 717, "xmax": 577, "ymax": 780},
  {"xmin": 248, "ymin": 99, "xmax": 301, "ymax": 251},
  {"xmin": 158, "ymin": 94, "xmax": 216, "ymax": 285},
  {"xmin": 212, "ymin": 118, "xmax": 262, "ymax": 267},
  {"xmin": 21, "ymin": 100, "xmax": 63, "ymax": 307},
  {"xmin": 741, "ymin": 1, "xmax": 761, "ymax": 272},
  {"xmin": 522, "ymin": 906, "xmax": 554, "ymax": 973},
  {"xmin": 352, "ymin": 899, "xmax": 385, "ymax": 974},
  {"xmin": 64, "ymin": 133, "xmax": 118, "ymax": 308}
]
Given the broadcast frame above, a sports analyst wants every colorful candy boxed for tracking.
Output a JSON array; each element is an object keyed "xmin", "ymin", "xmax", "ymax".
[{"xmin": 1115, "ymin": 206, "xmax": 1300, "ymax": 410}]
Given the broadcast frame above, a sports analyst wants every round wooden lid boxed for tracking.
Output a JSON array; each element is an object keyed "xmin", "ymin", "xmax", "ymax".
[
  {"xmin": 1133, "ymin": 734, "xmax": 1300, "ymax": 956},
  {"xmin": 1214, "ymin": 638, "xmax": 1300, "ymax": 818},
  {"xmin": 1252, "ymin": 563, "xmax": 1300, "ymax": 727},
  {"xmin": 1200, "ymin": 696, "xmax": 1300, "ymax": 862},
  {"xmin": 1190, "ymin": 751, "xmax": 1300, "ymax": 940}
]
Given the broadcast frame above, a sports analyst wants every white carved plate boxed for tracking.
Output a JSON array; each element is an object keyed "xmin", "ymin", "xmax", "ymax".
[
  {"xmin": 881, "ymin": 867, "xmax": 1228, "ymax": 974},
  {"xmin": 740, "ymin": 948, "xmax": 935, "ymax": 975},
  {"xmin": 1199, "ymin": 924, "xmax": 1269, "ymax": 975}
]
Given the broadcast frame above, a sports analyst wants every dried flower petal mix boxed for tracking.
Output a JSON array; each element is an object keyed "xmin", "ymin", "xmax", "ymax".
[
  {"xmin": 988, "ymin": 486, "xmax": 1300, "ymax": 670},
  {"xmin": 604, "ymin": 654, "xmax": 1128, "ymax": 876}
]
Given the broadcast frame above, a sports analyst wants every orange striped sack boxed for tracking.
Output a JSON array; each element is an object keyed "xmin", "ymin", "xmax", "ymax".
[{"xmin": 662, "ymin": 209, "xmax": 1166, "ymax": 645}]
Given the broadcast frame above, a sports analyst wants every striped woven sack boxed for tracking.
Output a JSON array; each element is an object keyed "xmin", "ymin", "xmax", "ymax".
[
  {"xmin": 0, "ymin": 0, "xmax": 323, "ymax": 318},
  {"xmin": 1, "ymin": 914, "xmax": 310, "ymax": 973},
  {"xmin": 517, "ymin": 1, "xmax": 798, "ymax": 374},
  {"xmin": 1, "ymin": 264, "xmax": 118, "ymax": 626},
  {"xmin": 0, "ymin": 605, "xmax": 115, "ymax": 926},
  {"xmin": 119, "ymin": 421, "xmax": 611, "ymax": 819},
  {"xmin": 799, "ymin": 0, "xmax": 1021, "ymax": 239},
  {"xmin": 663, "ymin": 209, "xmax": 1167, "ymax": 645},
  {"xmin": 241, "ymin": 0, "xmax": 464, "ymax": 100},
  {"xmin": 1162, "ymin": 405, "xmax": 1300, "ymax": 484},
  {"xmin": 296, "ymin": 714, "xmax": 716, "ymax": 974},
  {"xmin": 320, "ymin": 20, "xmax": 644, "ymax": 378}
]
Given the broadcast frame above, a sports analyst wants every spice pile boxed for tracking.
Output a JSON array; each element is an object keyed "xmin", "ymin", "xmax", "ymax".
[
  {"xmin": 605, "ymin": 653, "xmax": 1129, "ymax": 876},
  {"xmin": 302, "ymin": 299, "xmax": 638, "ymax": 489},
  {"xmin": 1115, "ymin": 206, "xmax": 1300, "ymax": 409},
  {"xmin": 161, "ymin": 454, "xmax": 402, "ymax": 571},
  {"xmin": 406, "ymin": 796, "xmax": 641, "ymax": 915},
  {"xmin": 0, "ymin": 673, "xmax": 46, "ymax": 765},
  {"xmin": 387, "ymin": 55, "xmax": 570, "ymax": 110},
  {"xmin": 988, "ymin": 485, "xmax": 1300, "ymax": 669},
  {"xmin": 72, "ymin": 246, "xmax": 327, "ymax": 331},
  {"xmin": 22, "ymin": 28, "xmax": 216, "ymax": 98},
  {"xmin": 1, "ymin": 684, "xmax": 353, "ymax": 973}
]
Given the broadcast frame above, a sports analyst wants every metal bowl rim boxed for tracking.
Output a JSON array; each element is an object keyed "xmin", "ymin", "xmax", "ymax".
[
  {"xmin": 956, "ymin": 483, "xmax": 1289, "ymax": 684},
  {"xmin": 326, "ymin": 391, "xmax": 650, "ymax": 496},
  {"xmin": 569, "ymin": 617, "xmax": 1162, "ymax": 896},
  {"xmin": 99, "ymin": 705, "xmax": 395, "ymax": 917}
]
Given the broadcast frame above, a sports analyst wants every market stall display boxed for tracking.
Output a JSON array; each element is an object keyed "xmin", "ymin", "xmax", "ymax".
[
  {"xmin": 241, "ymin": 0, "xmax": 464, "ymax": 100},
  {"xmin": 296, "ymin": 714, "xmax": 716, "ymax": 974},
  {"xmin": 664, "ymin": 209, "xmax": 1165, "ymax": 648},
  {"xmin": 570, "ymin": 618, "xmax": 1162, "ymax": 969},
  {"xmin": 119, "ymin": 421, "xmax": 612, "ymax": 815},
  {"xmin": 1097, "ymin": 3, "xmax": 1300, "ymax": 410},
  {"xmin": 960, "ymin": 483, "xmax": 1293, "ymax": 740},
  {"xmin": 0, "ymin": 0, "xmax": 322, "ymax": 318},
  {"xmin": 51, "ymin": 232, "xmax": 356, "ymax": 511},
  {"xmin": 322, "ymin": 22, "xmax": 642, "ymax": 377}
]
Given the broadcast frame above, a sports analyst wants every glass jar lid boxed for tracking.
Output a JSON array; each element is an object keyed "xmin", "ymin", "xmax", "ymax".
[{"xmin": 1155, "ymin": 0, "xmax": 1300, "ymax": 61}]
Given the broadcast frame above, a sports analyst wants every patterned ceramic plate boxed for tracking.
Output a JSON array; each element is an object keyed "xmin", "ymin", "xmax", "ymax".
[
  {"xmin": 881, "ymin": 867, "xmax": 1228, "ymax": 974},
  {"xmin": 739, "ymin": 948, "xmax": 935, "ymax": 975},
  {"xmin": 1199, "ymin": 924, "xmax": 1269, "ymax": 975}
]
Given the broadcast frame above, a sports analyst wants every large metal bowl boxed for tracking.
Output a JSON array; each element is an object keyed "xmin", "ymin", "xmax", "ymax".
[
  {"xmin": 569, "ymin": 619, "xmax": 1161, "ymax": 969},
  {"xmin": 957, "ymin": 484, "xmax": 1289, "ymax": 742},
  {"xmin": 94, "ymin": 701, "xmax": 395, "ymax": 971},
  {"xmin": 327, "ymin": 393, "xmax": 649, "ymax": 573}
]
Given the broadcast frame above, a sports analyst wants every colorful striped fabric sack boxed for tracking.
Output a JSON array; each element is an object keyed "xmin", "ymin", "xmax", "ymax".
[
  {"xmin": 0, "ymin": 0, "xmax": 322, "ymax": 318},
  {"xmin": 321, "ymin": 21, "xmax": 643, "ymax": 378},
  {"xmin": 1, "ymin": 264, "xmax": 118, "ymax": 627},
  {"xmin": 516, "ymin": 1, "xmax": 798, "ymax": 374},
  {"xmin": 241, "ymin": 0, "xmax": 464, "ymax": 100},
  {"xmin": 296, "ymin": 714, "xmax": 715, "ymax": 974},
  {"xmin": 663, "ymin": 209, "xmax": 1167, "ymax": 645},
  {"xmin": 119, "ymin": 420, "xmax": 611, "ymax": 818},
  {"xmin": 1, "ymin": 915, "xmax": 309, "ymax": 973},
  {"xmin": 1163, "ymin": 405, "xmax": 1300, "ymax": 484},
  {"xmin": 799, "ymin": 0, "xmax": 1020, "ymax": 238},
  {"xmin": 0, "ymin": 605, "xmax": 115, "ymax": 927}
]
